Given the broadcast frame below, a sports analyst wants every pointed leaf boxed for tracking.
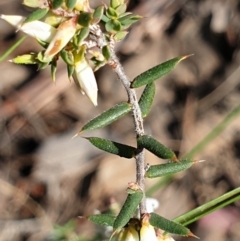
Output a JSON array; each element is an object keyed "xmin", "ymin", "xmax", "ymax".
[
  {"xmin": 131, "ymin": 55, "xmax": 192, "ymax": 88},
  {"xmin": 149, "ymin": 213, "xmax": 193, "ymax": 237},
  {"xmin": 60, "ymin": 49, "xmax": 74, "ymax": 65},
  {"xmin": 67, "ymin": 64, "xmax": 75, "ymax": 79},
  {"xmin": 113, "ymin": 185, "xmax": 143, "ymax": 230},
  {"xmin": 119, "ymin": 14, "xmax": 142, "ymax": 30},
  {"xmin": 51, "ymin": 58, "xmax": 57, "ymax": 82},
  {"xmin": 137, "ymin": 135, "xmax": 178, "ymax": 162},
  {"xmin": 115, "ymin": 4, "xmax": 127, "ymax": 15},
  {"xmin": 51, "ymin": 0, "xmax": 64, "ymax": 9},
  {"xmin": 93, "ymin": 6, "xmax": 104, "ymax": 24},
  {"xmin": 145, "ymin": 159, "xmax": 195, "ymax": 178},
  {"xmin": 105, "ymin": 19, "xmax": 121, "ymax": 33},
  {"xmin": 75, "ymin": 27, "xmax": 89, "ymax": 46},
  {"xmin": 88, "ymin": 214, "xmax": 115, "ymax": 227},
  {"xmin": 23, "ymin": 8, "xmax": 49, "ymax": 24},
  {"xmin": 106, "ymin": 7, "xmax": 118, "ymax": 19},
  {"xmin": 79, "ymin": 102, "xmax": 132, "ymax": 133},
  {"xmin": 86, "ymin": 137, "xmax": 136, "ymax": 158},
  {"xmin": 78, "ymin": 12, "xmax": 92, "ymax": 27},
  {"xmin": 11, "ymin": 54, "xmax": 37, "ymax": 64},
  {"xmin": 102, "ymin": 45, "xmax": 111, "ymax": 61},
  {"xmin": 138, "ymin": 82, "xmax": 155, "ymax": 118},
  {"xmin": 110, "ymin": 0, "xmax": 122, "ymax": 9},
  {"xmin": 114, "ymin": 31, "xmax": 128, "ymax": 41},
  {"xmin": 66, "ymin": 0, "xmax": 77, "ymax": 10}
]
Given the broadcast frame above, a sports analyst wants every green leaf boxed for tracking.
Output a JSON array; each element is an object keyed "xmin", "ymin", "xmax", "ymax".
[
  {"xmin": 138, "ymin": 82, "xmax": 155, "ymax": 118},
  {"xmin": 113, "ymin": 187, "xmax": 143, "ymax": 230},
  {"xmin": 78, "ymin": 12, "xmax": 92, "ymax": 27},
  {"xmin": 114, "ymin": 31, "xmax": 128, "ymax": 41},
  {"xmin": 119, "ymin": 14, "xmax": 142, "ymax": 30},
  {"xmin": 51, "ymin": 58, "xmax": 57, "ymax": 82},
  {"xmin": 137, "ymin": 135, "xmax": 178, "ymax": 162},
  {"xmin": 51, "ymin": 0, "xmax": 64, "ymax": 9},
  {"xmin": 174, "ymin": 187, "xmax": 240, "ymax": 226},
  {"xmin": 67, "ymin": 64, "xmax": 74, "ymax": 79},
  {"xmin": 106, "ymin": 7, "xmax": 118, "ymax": 19},
  {"xmin": 85, "ymin": 137, "xmax": 136, "ymax": 158},
  {"xmin": 110, "ymin": 0, "xmax": 122, "ymax": 9},
  {"xmin": 66, "ymin": 0, "xmax": 77, "ymax": 10},
  {"xmin": 88, "ymin": 214, "xmax": 115, "ymax": 227},
  {"xmin": 149, "ymin": 213, "xmax": 194, "ymax": 237},
  {"xmin": 131, "ymin": 55, "xmax": 192, "ymax": 88},
  {"xmin": 78, "ymin": 102, "xmax": 132, "ymax": 133},
  {"xmin": 23, "ymin": 0, "xmax": 46, "ymax": 8},
  {"xmin": 60, "ymin": 49, "xmax": 74, "ymax": 65},
  {"xmin": 93, "ymin": 6, "xmax": 104, "ymax": 24},
  {"xmin": 102, "ymin": 45, "xmax": 111, "ymax": 61},
  {"xmin": 11, "ymin": 54, "xmax": 37, "ymax": 64},
  {"xmin": 75, "ymin": 27, "xmax": 89, "ymax": 46},
  {"xmin": 115, "ymin": 4, "xmax": 127, "ymax": 15},
  {"xmin": 145, "ymin": 159, "xmax": 195, "ymax": 178},
  {"xmin": 105, "ymin": 19, "xmax": 121, "ymax": 33},
  {"xmin": 23, "ymin": 8, "xmax": 49, "ymax": 24}
]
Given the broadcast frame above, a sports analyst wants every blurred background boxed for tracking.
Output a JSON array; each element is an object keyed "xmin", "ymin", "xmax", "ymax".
[{"xmin": 1, "ymin": 0, "xmax": 240, "ymax": 240}]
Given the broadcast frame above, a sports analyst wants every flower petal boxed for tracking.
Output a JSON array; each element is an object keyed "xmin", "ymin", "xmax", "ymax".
[{"xmin": 0, "ymin": 14, "xmax": 56, "ymax": 42}]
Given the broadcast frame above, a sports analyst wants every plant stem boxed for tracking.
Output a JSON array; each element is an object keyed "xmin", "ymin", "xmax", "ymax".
[
  {"xmin": 108, "ymin": 49, "xmax": 146, "ymax": 215},
  {"xmin": 89, "ymin": 25, "xmax": 147, "ymax": 214}
]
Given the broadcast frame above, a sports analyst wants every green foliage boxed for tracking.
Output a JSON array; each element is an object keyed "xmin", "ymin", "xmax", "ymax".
[
  {"xmin": 131, "ymin": 55, "xmax": 191, "ymax": 88},
  {"xmin": 85, "ymin": 137, "xmax": 136, "ymax": 158},
  {"xmin": 138, "ymin": 82, "xmax": 156, "ymax": 118},
  {"xmin": 149, "ymin": 213, "xmax": 194, "ymax": 237},
  {"xmin": 23, "ymin": 8, "xmax": 49, "ymax": 23},
  {"xmin": 137, "ymin": 135, "xmax": 178, "ymax": 161},
  {"xmin": 88, "ymin": 214, "xmax": 115, "ymax": 227},
  {"xmin": 78, "ymin": 102, "xmax": 132, "ymax": 133},
  {"xmin": 113, "ymin": 186, "xmax": 143, "ymax": 230},
  {"xmin": 145, "ymin": 159, "xmax": 195, "ymax": 178}
]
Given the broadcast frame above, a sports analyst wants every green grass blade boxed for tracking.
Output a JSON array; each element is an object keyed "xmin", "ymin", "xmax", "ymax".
[
  {"xmin": 0, "ymin": 36, "xmax": 27, "ymax": 62},
  {"xmin": 173, "ymin": 187, "xmax": 240, "ymax": 226}
]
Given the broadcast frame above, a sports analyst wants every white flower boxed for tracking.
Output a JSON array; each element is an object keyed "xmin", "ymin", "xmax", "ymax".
[
  {"xmin": 74, "ymin": 54, "xmax": 98, "ymax": 106},
  {"xmin": 140, "ymin": 214, "xmax": 157, "ymax": 241},
  {"xmin": 44, "ymin": 16, "xmax": 77, "ymax": 60},
  {"xmin": 0, "ymin": 15, "xmax": 56, "ymax": 42}
]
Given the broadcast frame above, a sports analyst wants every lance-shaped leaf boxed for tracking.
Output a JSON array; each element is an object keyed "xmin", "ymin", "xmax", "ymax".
[
  {"xmin": 51, "ymin": 0, "xmax": 64, "ymax": 9},
  {"xmin": 51, "ymin": 58, "xmax": 57, "ymax": 82},
  {"xmin": 23, "ymin": 8, "xmax": 49, "ymax": 24},
  {"xmin": 93, "ymin": 6, "xmax": 104, "ymax": 24},
  {"xmin": 149, "ymin": 213, "xmax": 195, "ymax": 237},
  {"xmin": 88, "ymin": 214, "xmax": 115, "ymax": 227},
  {"xmin": 78, "ymin": 102, "xmax": 132, "ymax": 133},
  {"xmin": 85, "ymin": 137, "xmax": 136, "ymax": 158},
  {"xmin": 137, "ymin": 135, "xmax": 178, "ymax": 162},
  {"xmin": 113, "ymin": 184, "xmax": 143, "ymax": 230},
  {"xmin": 11, "ymin": 54, "xmax": 37, "ymax": 64},
  {"xmin": 66, "ymin": 0, "xmax": 77, "ymax": 10},
  {"xmin": 131, "ymin": 55, "xmax": 191, "ymax": 88},
  {"xmin": 78, "ymin": 12, "xmax": 92, "ymax": 27},
  {"xmin": 105, "ymin": 19, "xmax": 121, "ymax": 33},
  {"xmin": 138, "ymin": 82, "xmax": 155, "ymax": 118},
  {"xmin": 145, "ymin": 159, "xmax": 195, "ymax": 178},
  {"xmin": 119, "ymin": 14, "xmax": 142, "ymax": 30}
]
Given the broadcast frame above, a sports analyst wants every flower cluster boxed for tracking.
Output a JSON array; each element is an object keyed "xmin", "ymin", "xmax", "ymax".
[
  {"xmin": 0, "ymin": 0, "xmax": 140, "ymax": 106},
  {"xmin": 114, "ymin": 214, "xmax": 175, "ymax": 241}
]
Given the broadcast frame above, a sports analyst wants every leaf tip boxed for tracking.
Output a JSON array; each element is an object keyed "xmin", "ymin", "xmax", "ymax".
[
  {"xmin": 71, "ymin": 133, "xmax": 79, "ymax": 139},
  {"xmin": 188, "ymin": 231, "xmax": 199, "ymax": 239}
]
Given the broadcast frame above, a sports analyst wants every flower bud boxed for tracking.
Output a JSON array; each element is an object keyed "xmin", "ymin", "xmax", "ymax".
[
  {"xmin": 75, "ymin": 0, "xmax": 91, "ymax": 12},
  {"xmin": 73, "ymin": 48, "xmax": 98, "ymax": 106},
  {"xmin": 115, "ymin": 219, "xmax": 140, "ymax": 241},
  {"xmin": 0, "ymin": 15, "xmax": 56, "ymax": 42},
  {"xmin": 140, "ymin": 214, "xmax": 157, "ymax": 241},
  {"xmin": 44, "ymin": 16, "xmax": 77, "ymax": 60}
]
